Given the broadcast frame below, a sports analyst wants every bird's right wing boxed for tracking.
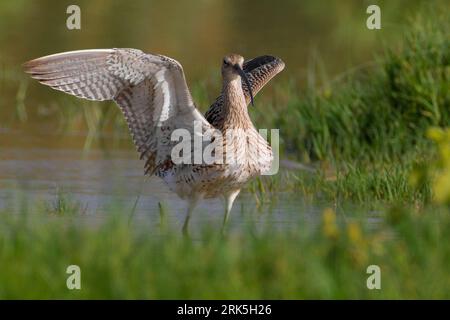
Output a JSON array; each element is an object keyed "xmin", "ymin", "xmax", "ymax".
[
  {"xmin": 205, "ymin": 55, "xmax": 285, "ymax": 126},
  {"xmin": 24, "ymin": 48, "xmax": 212, "ymax": 175},
  {"xmin": 242, "ymin": 55, "xmax": 286, "ymax": 99}
]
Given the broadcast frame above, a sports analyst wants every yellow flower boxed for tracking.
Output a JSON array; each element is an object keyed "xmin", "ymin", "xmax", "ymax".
[
  {"xmin": 347, "ymin": 222, "xmax": 363, "ymax": 245},
  {"xmin": 426, "ymin": 127, "xmax": 444, "ymax": 142},
  {"xmin": 322, "ymin": 208, "xmax": 339, "ymax": 239},
  {"xmin": 434, "ymin": 168, "xmax": 450, "ymax": 204},
  {"xmin": 415, "ymin": 127, "xmax": 450, "ymax": 205}
]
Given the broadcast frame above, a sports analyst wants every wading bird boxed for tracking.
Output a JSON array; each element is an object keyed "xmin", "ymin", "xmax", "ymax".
[{"xmin": 24, "ymin": 49, "xmax": 285, "ymax": 233}]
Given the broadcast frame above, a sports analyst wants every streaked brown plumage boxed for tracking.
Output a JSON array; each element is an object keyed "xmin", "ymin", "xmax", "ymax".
[{"xmin": 23, "ymin": 49, "xmax": 285, "ymax": 233}]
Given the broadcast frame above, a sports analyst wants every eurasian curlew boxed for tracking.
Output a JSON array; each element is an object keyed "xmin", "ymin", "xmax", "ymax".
[{"xmin": 23, "ymin": 49, "xmax": 285, "ymax": 233}]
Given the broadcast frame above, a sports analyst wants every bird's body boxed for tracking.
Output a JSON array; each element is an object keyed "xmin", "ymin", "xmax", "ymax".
[{"xmin": 24, "ymin": 49, "xmax": 284, "ymax": 232}]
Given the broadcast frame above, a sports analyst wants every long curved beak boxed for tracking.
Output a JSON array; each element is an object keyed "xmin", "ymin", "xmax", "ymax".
[{"xmin": 235, "ymin": 64, "xmax": 254, "ymax": 106}]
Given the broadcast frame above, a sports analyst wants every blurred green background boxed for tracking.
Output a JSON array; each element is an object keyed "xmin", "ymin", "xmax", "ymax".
[{"xmin": 0, "ymin": 0, "xmax": 432, "ymax": 79}]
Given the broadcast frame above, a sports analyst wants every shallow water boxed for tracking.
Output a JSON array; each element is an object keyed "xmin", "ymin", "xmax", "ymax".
[{"xmin": 0, "ymin": 128, "xmax": 337, "ymax": 233}]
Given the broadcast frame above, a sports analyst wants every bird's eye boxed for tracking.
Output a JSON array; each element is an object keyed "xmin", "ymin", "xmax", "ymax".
[{"xmin": 223, "ymin": 59, "xmax": 229, "ymax": 66}]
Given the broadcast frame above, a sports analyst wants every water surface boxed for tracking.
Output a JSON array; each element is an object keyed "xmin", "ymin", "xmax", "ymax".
[{"xmin": 0, "ymin": 129, "xmax": 337, "ymax": 233}]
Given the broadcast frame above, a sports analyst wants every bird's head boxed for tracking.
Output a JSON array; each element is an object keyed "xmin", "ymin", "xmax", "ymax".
[{"xmin": 221, "ymin": 53, "xmax": 254, "ymax": 106}]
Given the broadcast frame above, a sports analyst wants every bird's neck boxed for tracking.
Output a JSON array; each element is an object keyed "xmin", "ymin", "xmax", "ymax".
[{"xmin": 222, "ymin": 78, "xmax": 252, "ymax": 129}]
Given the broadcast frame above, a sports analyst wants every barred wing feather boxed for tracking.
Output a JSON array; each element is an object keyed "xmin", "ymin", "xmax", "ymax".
[{"xmin": 24, "ymin": 48, "xmax": 212, "ymax": 174}]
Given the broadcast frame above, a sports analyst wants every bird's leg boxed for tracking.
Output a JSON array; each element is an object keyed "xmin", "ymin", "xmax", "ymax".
[
  {"xmin": 182, "ymin": 196, "xmax": 200, "ymax": 236},
  {"xmin": 221, "ymin": 189, "xmax": 241, "ymax": 232}
]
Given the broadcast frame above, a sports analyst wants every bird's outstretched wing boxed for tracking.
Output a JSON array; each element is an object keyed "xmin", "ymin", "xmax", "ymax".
[
  {"xmin": 205, "ymin": 55, "xmax": 285, "ymax": 127},
  {"xmin": 24, "ymin": 48, "xmax": 212, "ymax": 175}
]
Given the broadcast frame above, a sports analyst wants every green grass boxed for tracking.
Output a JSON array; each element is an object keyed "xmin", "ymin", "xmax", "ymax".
[
  {"xmin": 256, "ymin": 12, "xmax": 449, "ymax": 163},
  {"xmin": 0, "ymin": 200, "xmax": 449, "ymax": 299},
  {"xmin": 253, "ymin": 12, "xmax": 447, "ymax": 204},
  {"xmin": 250, "ymin": 150, "xmax": 432, "ymax": 206}
]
